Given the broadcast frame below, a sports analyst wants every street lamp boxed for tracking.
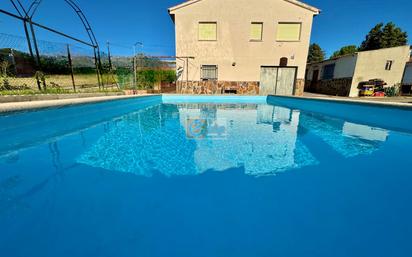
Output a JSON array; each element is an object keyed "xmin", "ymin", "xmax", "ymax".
[{"xmin": 133, "ymin": 42, "xmax": 143, "ymax": 88}]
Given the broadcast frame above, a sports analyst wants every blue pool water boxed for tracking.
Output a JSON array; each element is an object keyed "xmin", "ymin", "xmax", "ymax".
[{"xmin": 1, "ymin": 95, "xmax": 412, "ymax": 257}]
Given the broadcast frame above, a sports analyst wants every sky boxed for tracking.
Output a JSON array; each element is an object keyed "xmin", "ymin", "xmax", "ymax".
[{"xmin": 0, "ymin": 0, "xmax": 411, "ymax": 57}]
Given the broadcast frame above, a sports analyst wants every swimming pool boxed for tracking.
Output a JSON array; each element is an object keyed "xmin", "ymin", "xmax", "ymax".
[{"xmin": 1, "ymin": 95, "xmax": 412, "ymax": 257}]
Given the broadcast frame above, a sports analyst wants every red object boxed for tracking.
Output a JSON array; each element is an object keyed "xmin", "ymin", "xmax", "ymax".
[{"xmin": 373, "ymin": 91, "xmax": 385, "ymax": 97}]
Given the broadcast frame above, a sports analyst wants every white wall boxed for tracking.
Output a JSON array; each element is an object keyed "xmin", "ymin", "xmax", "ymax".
[
  {"xmin": 306, "ymin": 55, "xmax": 356, "ymax": 81},
  {"xmin": 333, "ymin": 55, "xmax": 357, "ymax": 78},
  {"xmin": 349, "ymin": 46, "xmax": 411, "ymax": 97}
]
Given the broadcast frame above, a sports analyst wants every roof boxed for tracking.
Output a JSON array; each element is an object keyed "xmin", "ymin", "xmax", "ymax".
[
  {"xmin": 309, "ymin": 45, "xmax": 412, "ymax": 66},
  {"xmin": 168, "ymin": 0, "xmax": 320, "ymax": 15},
  {"xmin": 308, "ymin": 53, "xmax": 358, "ymax": 66}
]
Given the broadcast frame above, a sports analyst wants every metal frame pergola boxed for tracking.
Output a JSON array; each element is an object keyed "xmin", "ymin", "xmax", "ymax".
[{"xmin": 0, "ymin": 0, "xmax": 103, "ymax": 89}]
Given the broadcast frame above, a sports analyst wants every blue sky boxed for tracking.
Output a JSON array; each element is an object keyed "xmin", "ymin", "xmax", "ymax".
[{"xmin": 0, "ymin": 0, "xmax": 411, "ymax": 57}]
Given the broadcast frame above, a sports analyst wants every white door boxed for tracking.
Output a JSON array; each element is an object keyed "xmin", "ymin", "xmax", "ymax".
[
  {"xmin": 259, "ymin": 67, "xmax": 297, "ymax": 96},
  {"xmin": 276, "ymin": 67, "xmax": 296, "ymax": 95},
  {"xmin": 260, "ymin": 67, "xmax": 278, "ymax": 95}
]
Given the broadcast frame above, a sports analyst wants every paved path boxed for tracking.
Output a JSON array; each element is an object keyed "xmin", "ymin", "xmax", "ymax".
[{"xmin": 303, "ymin": 92, "xmax": 412, "ymax": 104}]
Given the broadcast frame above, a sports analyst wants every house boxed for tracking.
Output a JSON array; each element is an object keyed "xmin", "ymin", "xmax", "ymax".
[
  {"xmin": 168, "ymin": 0, "xmax": 320, "ymax": 95},
  {"xmin": 402, "ymin": 60, "xmax": 412, "ymax": 95},
  {"xmin": 305, "ymin": 46, "xmax": 411, "ymax": 97},
  {"xmin": 403, "ymin": 60, "xmax": 412, "ymax": 85}
]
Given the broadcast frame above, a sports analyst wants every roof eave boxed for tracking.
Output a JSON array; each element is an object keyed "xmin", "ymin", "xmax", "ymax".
[
  {"xmin": 168, "ymin": 9, "xmax": 175, "ymax": 22},
  {"xmin": 169, "ymin": 0, "xmax": 321, "ymax": 14},
  {"xmin": 285, "ymin": 0, "xmax": 321, "ymax": 14},
  {"xmin": 168, "ymin": 0, "xmax": 202, "ymax": 13}
]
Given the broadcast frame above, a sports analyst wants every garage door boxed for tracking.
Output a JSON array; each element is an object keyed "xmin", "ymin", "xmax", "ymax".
[{"xmin": 260, "ymin": 67, "xmax": 297, "ymax": 96}]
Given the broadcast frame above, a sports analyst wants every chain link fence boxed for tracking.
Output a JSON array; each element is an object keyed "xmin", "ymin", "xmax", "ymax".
[{"xmin": 0, "ymin": 33, "xmax": 177, "ymax": 94}]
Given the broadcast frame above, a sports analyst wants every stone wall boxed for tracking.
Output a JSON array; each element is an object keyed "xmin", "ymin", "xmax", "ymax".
[
  {"xmin": 305, "ymin": 78, "xmax": 353, "ymax": 97},
  {"xmin": 160, "ymin": 82, "xmax": 177, "ymax": 93},
  {"xmin": 294, "ymin": 79, "xmax": 305, "ymax": 96},
  {"xmin": 177, "ymin": 81, "xmax": 259, "ymax": 95}
]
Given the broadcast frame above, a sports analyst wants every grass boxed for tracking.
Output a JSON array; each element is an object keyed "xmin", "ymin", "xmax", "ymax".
[
  {"xmin": 0, "ymin": 88, "xmax": 123, "ymax": 96},
  {"xmin": 4, "ymin": 74, "xmax": 120, "ymax": 90}
]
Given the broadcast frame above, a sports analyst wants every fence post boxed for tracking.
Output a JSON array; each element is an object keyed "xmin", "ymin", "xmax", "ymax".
[
  {"xmin": 22, "ymin": 20, "xmax": 42, "ymax": 91},
  {"xmin": 9, "ymin": 49, "xmax": 18, "ymax": 75},
  {"xmin": 22, "ymin": 21, "xmax": 35, "ymax": 63},
  {"xmin": 93, "ymin": 48, "xmax": 101, "ymax": 90},
  {"xmin": 107, "ymin": 41, "xmax": 112, "ymax": 71},
  {"xmin": 28, "ymin": 20, "xmax": 46, "ymax": 90},
  {"xmin": 97, "ymin": 49, "xmax": 104, "ymax": 89},
  {"xmin": 106, "ymin": 41, "xmax": 119, "ymax": 89},
  {"xmin": 67, "ymin": 45, "xmax": 76, "ymax": 92}
]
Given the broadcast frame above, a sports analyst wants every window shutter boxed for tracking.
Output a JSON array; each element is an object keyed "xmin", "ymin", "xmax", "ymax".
[
  {"xmin": 250, "ymin": 23, "xmax": 263, "ymax": 41},
  {"xmin": 276, "ymin": 23, "xmax": 301, "ymax": 41},
  {"xmin": 199, "ymin": 23, "xmax": 217, "ymax": 41}
]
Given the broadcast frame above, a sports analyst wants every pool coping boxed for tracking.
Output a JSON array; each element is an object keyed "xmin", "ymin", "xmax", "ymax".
[
  {"xmin": 269, "ymin": 95, "xmax": 412, "ymax": 110},
  {"xmin": 0, "ymin": 94, "xmax": 161, "ymax": 113},
  {"xmin": 1, "ymin": 94, "xmax": 411, "ymax": 114}
]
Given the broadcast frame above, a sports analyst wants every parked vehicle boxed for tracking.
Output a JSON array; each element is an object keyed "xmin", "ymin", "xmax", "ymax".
[{"xmin": 358, "ymin": 79, "xmax": 387, "ymax": 97}]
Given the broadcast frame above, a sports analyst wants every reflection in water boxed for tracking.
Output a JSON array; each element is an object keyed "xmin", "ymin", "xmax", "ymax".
[
  {"xmin": 178, "ymin": 104, "xmax": 318, "ymax": 176},
  {"xmin": 298, "ymin": 113, "xmax": 388, "ymax": 158},
  {"xmin": 78, "ymin": 104, "xmax": 318, "ymax": 177},
  {"xmin": 77, "ymin": 103, "xmax": 390, "ymax": 177},
  {"xmin": 0, "ymin": 103, "xmax": 390, "ymax": 179},
  {"xmin": 78, "ymin": 105, "xmax": 198, "ymax": 177}
]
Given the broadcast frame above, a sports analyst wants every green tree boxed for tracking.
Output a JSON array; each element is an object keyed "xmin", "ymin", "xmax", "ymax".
[
  {"xmin": 307, "ymin": 43, "xmax": 325, "ymax": 63},
  {"xmin": 331, "ymin": 45, "xmax": 358, "ymax": 58},
  {"xmin": 381, "ymin": 22, "xmax": 408, "ymax": 48},
  {"xmin": 360, "ymin": 22, "xmax": 408, "ymax": 51}
]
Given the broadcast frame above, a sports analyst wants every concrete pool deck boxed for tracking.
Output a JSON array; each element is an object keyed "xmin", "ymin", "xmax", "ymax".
[
  {"xmin": 303, "ymin": 92, "xmax": 412, "ymax": 104},
  {"xmin": 1, "ymin": 93, "xmax": 412, "ymax": 113},
  {"xmin": 0, "ymin": 94, "xmax": 160, "ymax": 113}
]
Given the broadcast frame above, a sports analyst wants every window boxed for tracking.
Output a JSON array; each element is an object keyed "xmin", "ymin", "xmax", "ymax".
[
  {"xmin": 276, "ymin": 23, "xmax": 301, "ymax": 41},
  {"xmin": 199, "ymin": 22, "xmax": 217, "ymax": 41},
  {"xmin": 250, "ymin": 22, "xmax": 263, "ymax": 41},
  {"xmin": 322, "ymin": 64, "xmax": 335, "ymax": 80},
  {"xmin": 385, "ymin": 60, "xmax": 393, "ymax": 70},
  {"xmin": 201, "ymin": 65, "xmax": 218, "ymax": 80}
]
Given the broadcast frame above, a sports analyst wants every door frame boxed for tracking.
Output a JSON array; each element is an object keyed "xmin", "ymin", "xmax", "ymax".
[
  {"xmin": 311, "ymin": 69, "xmax": 319, "ymax": 92},
  {"xmin": 260, "ymin": 66, "xmax": 298, "ymax": 95}
]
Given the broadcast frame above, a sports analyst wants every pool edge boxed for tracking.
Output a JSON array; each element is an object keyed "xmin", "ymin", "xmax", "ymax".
[
  {"xmin": 0, "ymin": 94, "xmax": 161, "ymax": 114},
  {"xmin": 268, "ymin": 95, "xmax": 412, "ymax": 110}
]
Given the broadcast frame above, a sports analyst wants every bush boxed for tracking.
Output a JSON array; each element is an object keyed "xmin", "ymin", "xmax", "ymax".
[
  {"xmin": 384, "ymin": 84, "xmax": 401, "ymax": 97},
  {"xmin": 120, "ymin": 69, "xmax": 176, "ymax": 90}
]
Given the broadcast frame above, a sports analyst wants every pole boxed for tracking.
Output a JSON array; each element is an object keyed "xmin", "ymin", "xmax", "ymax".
[
  {"xmin": 28, "ymin": 21, "xmax": 41, "ymax": 68},
  {"xmin": 107, "ymin": 41, "xmax": 117, "ymax": 89},
  {"xmin": 133, "ymin": 44, "xmax": 137, "ymax": 89},
  {"xmin": 93, "ymin": 48, "xmax": 101, "ymax": 90},
  {"xmin": 28, "ymin": 19, "xmax": 45, "ymax": 90},
  {"xmin": 186, "ymin": 57, "xmax": 189, "ymax": 85},
  {"xmin": 9, "ymin": 49, "xmax": 18, "ymax": 75},
  {"xmin": 22, "ymin": 20, "xmax": 42, "ymax": 91},
  {"xmin": 22, "ymin": 21, "xmax": 35, "ymax": 62},
  {"xmin": 107, "ymin": 41, "xmax": 112, "ymax": 71},
  {"xmin": 67, "ymin": 44, "xmax": 76, "ymax": 92},
  {"xmin": 96, "ymin": 48, "xmax": 104, "ymax": 89}
]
